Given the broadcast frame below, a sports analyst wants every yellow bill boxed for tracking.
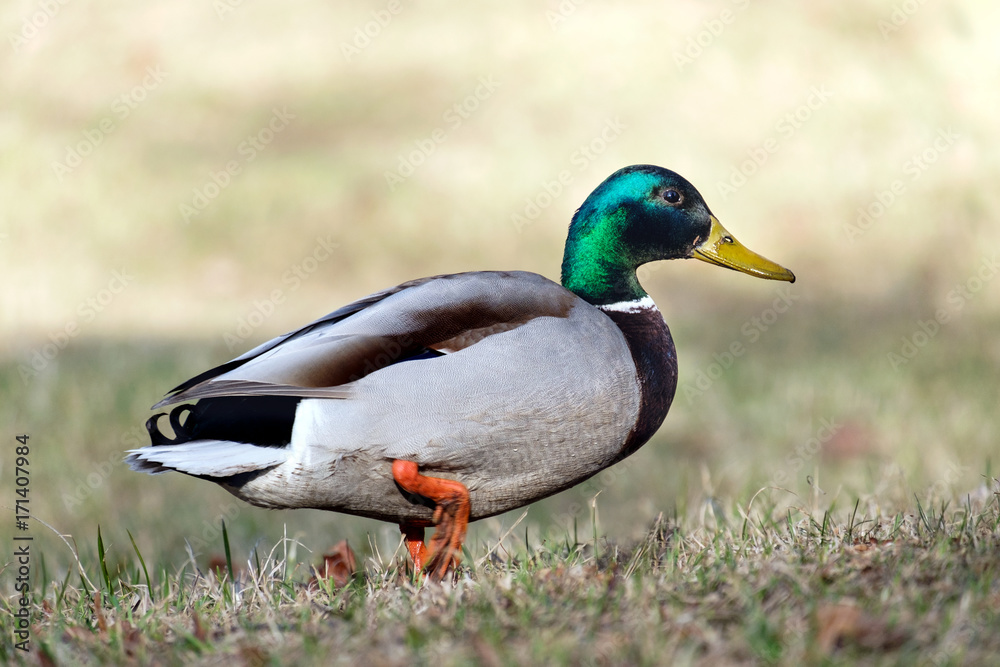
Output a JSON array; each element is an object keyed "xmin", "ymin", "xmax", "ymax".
[{"xmin": 693, "ymin": 216, "xmax": 795, "ymax": 283}]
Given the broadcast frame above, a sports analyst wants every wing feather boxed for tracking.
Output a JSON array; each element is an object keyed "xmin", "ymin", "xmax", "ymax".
[{"xmin": 155, "ymin": 271, "xmax": 577, "ymax": 407}]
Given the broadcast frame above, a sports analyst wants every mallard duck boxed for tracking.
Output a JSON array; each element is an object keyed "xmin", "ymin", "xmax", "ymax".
[{"xmin": 127, "ymin": 165, "xmax": 794, "ymax": 579}]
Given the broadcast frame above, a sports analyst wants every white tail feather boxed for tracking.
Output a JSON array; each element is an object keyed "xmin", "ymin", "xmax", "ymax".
[{"xmin": 126, "ymin": 439, "xmax": 289, "ymax": 477}]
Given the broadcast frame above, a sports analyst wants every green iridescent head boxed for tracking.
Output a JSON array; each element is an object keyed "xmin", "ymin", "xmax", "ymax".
[{"xmin": 560, "ymin": 165, "xmax": 794, "ymax": 305}]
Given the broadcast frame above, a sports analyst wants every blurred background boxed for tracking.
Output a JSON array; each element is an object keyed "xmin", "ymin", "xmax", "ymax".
[{"xmin": 2, "ymin": 0, "xmax": 998, "ymax": 573}]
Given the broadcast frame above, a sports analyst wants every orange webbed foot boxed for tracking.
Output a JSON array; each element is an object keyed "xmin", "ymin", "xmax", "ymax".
[{"xmin": 392, "ymin": 460, "xmax": 470, "ymax": 581}]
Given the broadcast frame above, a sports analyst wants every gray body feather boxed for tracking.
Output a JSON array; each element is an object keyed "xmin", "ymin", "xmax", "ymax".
[{"xmin": 127, "ymin": 271, "xmax": 646, "ymax": 523}]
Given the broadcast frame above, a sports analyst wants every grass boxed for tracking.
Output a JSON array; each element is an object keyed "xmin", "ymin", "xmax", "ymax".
[{"xmin": 4, "ymin": 490, "xmax": 998, "ymax": 665}]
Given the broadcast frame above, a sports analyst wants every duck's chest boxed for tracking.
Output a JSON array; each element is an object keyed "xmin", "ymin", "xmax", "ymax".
[{"xmin": 598, "ymin": 299, "xmax": 678, "ymax": 461}]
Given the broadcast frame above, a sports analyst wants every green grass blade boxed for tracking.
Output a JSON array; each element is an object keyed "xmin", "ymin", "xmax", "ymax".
[
  {"xmin": 847, "ymin": 497, "xmax": 860, "ymax": 542},
  {"xmin": 57, "ymin": 565, "xmax": 73, "ymax": 607},
  {"xmin": 127, "ymin": 529, "xmax": 154, "ymax": 603},
  {"xmin": 97, "ymin": 525, "xmax": 112, "ymax": 594},
  {"xmin": 222, "ymin": 520, "xmax": 235, "ymax": 583}
]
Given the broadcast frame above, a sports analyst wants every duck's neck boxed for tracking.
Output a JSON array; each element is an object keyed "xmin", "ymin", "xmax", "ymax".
[
  {"xmin": 561, "ymin": 206, "xmax": 676, "ymax": 461},
  {"xmin": 561, "ymin": 207, "xmax": 647, "ymax": 306},
  {"xmin": 595, "ymin": 295, "xmax": 677, "ymax": 463}
]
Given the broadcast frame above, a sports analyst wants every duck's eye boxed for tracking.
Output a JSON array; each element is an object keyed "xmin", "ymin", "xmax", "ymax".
[{"xmin": 662, "ymin": 189, "xmax": 683, "ymax": 205}]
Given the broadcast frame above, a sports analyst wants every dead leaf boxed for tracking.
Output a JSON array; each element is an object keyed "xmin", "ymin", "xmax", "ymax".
[
  {"xmin": 36, "ymin": 643, "xmax": 57, "ymax": 667},
  {"xmin": 192, "ymin": 609, "xmax": 208, "ymax": 643},
  {"xmin": 208, "ymin": 554, "xmax": 242, "ymax": 580},
  {"xmin": 239, "ymin": 643, "xmax": 270, "ymax": 667},
  {"xmin": 472, "ymin": 634, "xmax": 502, "ymax": 667},
  {"xmin": 120, "ymin": 619, "xmax": 143, "ymax": 656},
  {"xmin": 847, "ymin": 538, "xmax": 894, "ymax": 554},
  {"xmin": 92, "ymin": 592, "xmax": 108, "ymax": 635},
  {"xmin": 62, "ymin": 626, "xmax": 92, "ymax": 643},
  {"xmin": 822, "ymin": 422, "xmax": 878, "ymax": 461},
  {"xmin": 311, "ymin": 540, "xmax": 358, "ymax": 588},
  {"xmin": 816, "ymin": 602, "xmax": 908, "ymax": 654}
]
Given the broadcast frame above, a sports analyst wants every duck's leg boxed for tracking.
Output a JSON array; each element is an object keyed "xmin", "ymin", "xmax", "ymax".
[
  {"xmin": 399, "ymin": 523, "xmax": 429, "ymax": 571},
  {"xmin": 392, "ymin": 459, "xmax": 470, "ymax": 580}
]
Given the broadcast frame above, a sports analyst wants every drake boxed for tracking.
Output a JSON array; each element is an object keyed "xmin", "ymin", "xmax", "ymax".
[{"xmin": 127, "ymin": 165, "xmax": 794, "ymax": 579}]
